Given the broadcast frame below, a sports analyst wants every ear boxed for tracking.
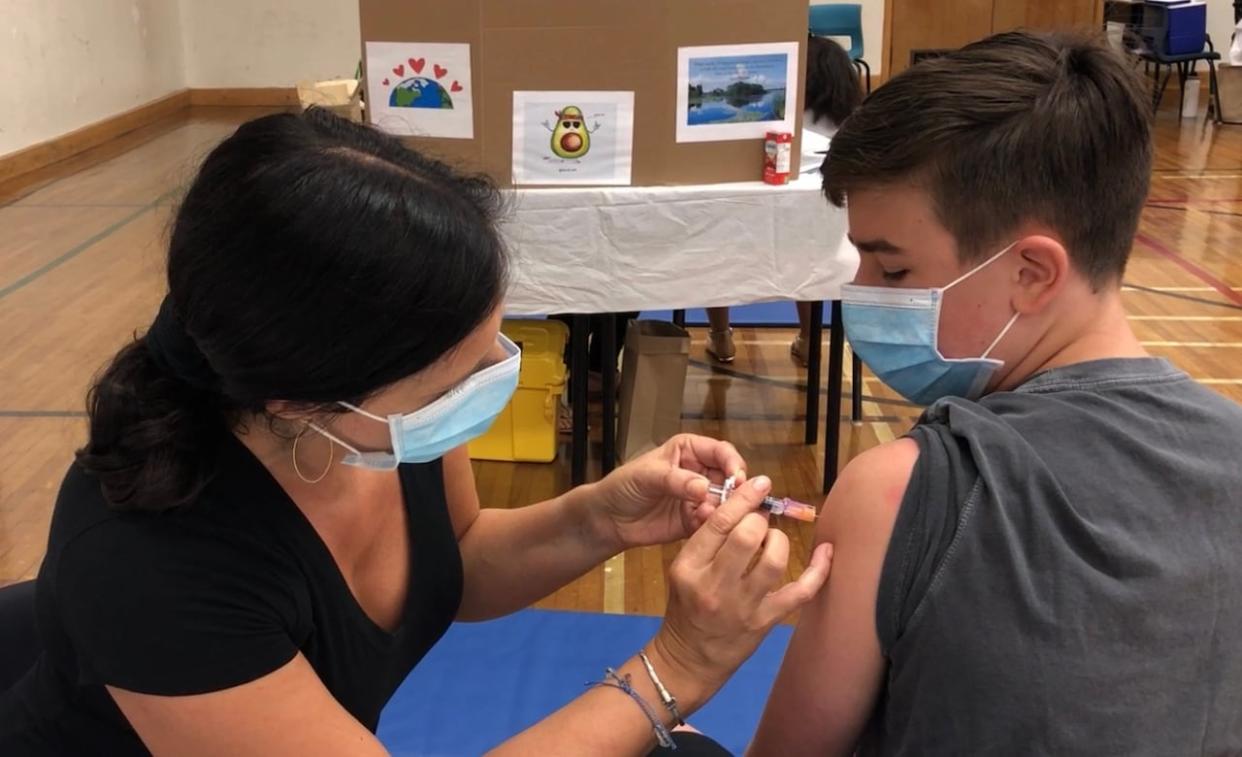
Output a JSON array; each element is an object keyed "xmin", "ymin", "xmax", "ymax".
[
  {"xmin": 265, "ymin": 400, "xmax": 318, "ymax": 423},
  {"xmin": 1010, "ymin": 234, "xmax": 1069, "ymax": 316}
]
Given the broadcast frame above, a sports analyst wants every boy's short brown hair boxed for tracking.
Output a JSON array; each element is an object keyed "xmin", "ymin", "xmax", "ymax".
[{"xmin": 822, "ymin": 31, "xmax": 1152, "ymax": 287}]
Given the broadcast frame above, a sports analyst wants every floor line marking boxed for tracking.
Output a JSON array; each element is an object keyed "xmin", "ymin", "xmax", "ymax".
[
  {"xmin": 0, "ymin": 188, "xmax": 179, "ymax": 302},
  {"xmin": 1128, "ymin": 316, "xmax": 1242, "ymax": 321},
  {"xmin": 1140, "ymin": 342, "xmax": 1242, "ymax": 348},
  {"xmin": 1132, "ymin": 234, "xmax": 1242, "ymax": 307}
]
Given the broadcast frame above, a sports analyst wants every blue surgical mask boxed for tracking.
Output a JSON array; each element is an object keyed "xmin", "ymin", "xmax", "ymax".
[
  {"xmin": 841, "ymin": 242, "xmax": 1021, "ymax": 406},
  {"xmin": 311, "ymin": 334, "xmax": 521, "ymax": 469}
]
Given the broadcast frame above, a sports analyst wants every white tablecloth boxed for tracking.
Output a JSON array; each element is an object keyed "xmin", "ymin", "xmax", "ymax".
[{"xmin": 500, "ymin": 132, "xmax": 858, "ymax": 314}]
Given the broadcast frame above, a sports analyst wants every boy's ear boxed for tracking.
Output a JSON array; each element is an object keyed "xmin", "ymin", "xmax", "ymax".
[{"xmin": 1011, "ymin": 234, "xmax": 1070, "ymax": 315}]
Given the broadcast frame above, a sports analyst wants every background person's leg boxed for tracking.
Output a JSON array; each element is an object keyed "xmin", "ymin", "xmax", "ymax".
[
  {"xmin": 589, "ymin": 312, "xmax": 636, "ymax": 373},
  {"xmin": 791, "ymin": 301, "xmax": 813, "ymax": 366},
  {"xmin": 705, "ymin": 307, "xmax": 735, "ymax": 363}
]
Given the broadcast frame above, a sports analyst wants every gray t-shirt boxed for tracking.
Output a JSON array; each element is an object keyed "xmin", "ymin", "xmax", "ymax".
[{"xmin": 859, "ymin": 358, "xmax": 1242, "ymax": 756}]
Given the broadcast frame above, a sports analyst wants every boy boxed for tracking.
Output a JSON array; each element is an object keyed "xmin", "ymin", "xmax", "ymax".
[{"xmin": 750, "ymin": 31, "xmax": 1242, "ymax": 755}]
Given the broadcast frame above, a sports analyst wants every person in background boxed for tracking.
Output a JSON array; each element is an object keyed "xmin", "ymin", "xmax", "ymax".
[
  {"xmin": 550, "ymin": 311, "xmax": 637, "ymax": 434},
  {"xmin": 750, "ymin": 31, "xmax": 1242, "ymax": 755},
  {"xmin": 706, "ymin": 36, "xmax": 863, "ymax": 365}
]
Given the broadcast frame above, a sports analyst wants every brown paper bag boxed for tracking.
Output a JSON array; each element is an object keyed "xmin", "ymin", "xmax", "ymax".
[
  {"xmin": 617, "ymin": 320, "xmax": 690, "ymax": 462},
  {"xmin": 1218, "ymin": 65, "xmax": 1242, "ymax": 124}
]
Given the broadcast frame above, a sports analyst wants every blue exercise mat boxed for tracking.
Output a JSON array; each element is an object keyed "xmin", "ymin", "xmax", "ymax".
[
  {"xmin": 642, "ymin": 302, "xmax": 825, "ymax": 327},
  {"xmin": 505, "ymin": 303, "xmax": 830, "ymax": 327},
  {"xmin": 377, "ymin": 609, "xmax": 792, "ymax": 756}
]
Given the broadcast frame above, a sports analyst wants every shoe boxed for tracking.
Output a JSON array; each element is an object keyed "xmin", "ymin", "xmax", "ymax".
[
  {"xmin": 790, "ymin": 334, "xmax": 809, "ymax": 367},
  {"xmin": 707, "ymin": 328, "xmax": 736, "ymax": 363},
  {"xmin": 556, "ymin": 399, "xmax": 590, "ymax": 435}
]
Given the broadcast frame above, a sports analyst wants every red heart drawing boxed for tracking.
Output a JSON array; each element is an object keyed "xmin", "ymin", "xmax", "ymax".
[
  {"xmin": 450, "ymin": 81, "xmax": 463, "ymax": 93},
  {"xmin": 392, "ymin": 64, "xmax": 404, "ymax": 76},
  {"xmin": 434, "ymin": 64, "xmax": 448, "ymax": 79},
  {"xmin": 382, "ymin": 78, "xmax": 390, "ymax": 86},
  {"xmin": 409, "ymin": 57, "xmax": 425, "ymax": 74}
]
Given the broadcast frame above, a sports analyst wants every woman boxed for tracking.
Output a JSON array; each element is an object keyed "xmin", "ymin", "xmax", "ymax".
[
  {"xmin": 0, "ymin": 109, "xmax": 830, "ymax": 755},
  {"xmin": 705, "ymin": 35, "xmax": 863, "ymax": 366}
]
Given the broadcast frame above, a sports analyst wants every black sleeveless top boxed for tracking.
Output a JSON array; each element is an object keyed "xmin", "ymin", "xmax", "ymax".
[{"xmin": 1, "ymin": 431, "xmax": 464, "ymax": 755}]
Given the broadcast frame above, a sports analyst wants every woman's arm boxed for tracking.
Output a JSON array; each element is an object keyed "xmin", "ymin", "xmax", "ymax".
[
  {"xmin": 112, "ymin": 473, "xmax": 831, "ymax": 757},
  {"xmin": 110, "ymin": 654, "xmax": 388, "ymax": 757},
  {"xmin": 747, "ymin": 440, "xmax": 919, "ymax": 757},
  {"xmin": 444, "ymin": 447, "xmax": 615, "ymax": 621},
  {"xmin": 444, "ymin": 437, "xmax": 744, "ymax": 622},
  {"xmin": 491, "ymin": 477, "xmax": 833, "ymax": 756}
]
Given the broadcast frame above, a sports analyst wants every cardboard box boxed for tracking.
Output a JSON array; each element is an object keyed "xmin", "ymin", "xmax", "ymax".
[
  {"xmin": 297, "ymin": 78, "xmax": 364, "ymax": 122},
  {"xmin": 1218, "ymin": 64, "xmax": 1242, "ymax": 124},
  {"xmin": 358, "ymin": 0, "xmax": 808, "ymax": 186}
]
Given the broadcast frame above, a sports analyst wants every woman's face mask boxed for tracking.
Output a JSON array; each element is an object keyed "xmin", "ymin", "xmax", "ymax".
[{"xmin": 310, "ymin": 334, "xmax": 521, "ymax": 468}]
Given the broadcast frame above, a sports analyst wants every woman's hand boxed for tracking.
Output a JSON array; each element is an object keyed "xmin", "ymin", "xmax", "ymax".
[
  {"xmin": 589, "ymin": 434, "xmax": 747, "ymax": 552},
  {"xmin": 491, "ymin": 476, "xmax": 832, "ymax": 756},
  {"xmin": 647, "ymin": 476, "xmax": 834, "ymax": 711}
]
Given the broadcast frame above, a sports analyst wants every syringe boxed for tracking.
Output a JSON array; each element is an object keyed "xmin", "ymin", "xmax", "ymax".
[{"xmin": 705, "ymin": 480, "xmax": 817, "ymax": 523}]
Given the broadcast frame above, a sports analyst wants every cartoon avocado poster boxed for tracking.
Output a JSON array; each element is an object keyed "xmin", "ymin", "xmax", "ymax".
[
  {"xmin": 512, "ymin": 91, "xmax": 635, "ymax": 186},
  {"xmin": 546, "ymin": 106, "xmax": 598, "ymax": 159}
]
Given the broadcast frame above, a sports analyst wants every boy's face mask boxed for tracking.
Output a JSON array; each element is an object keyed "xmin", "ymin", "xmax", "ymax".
[
  {"xmin": 310, "ymin": 334, "xmax": 521, "ymax": 468},
  {"xmin": 841, "ymin": 243, "xmax": 1021, "ymax": 406}
]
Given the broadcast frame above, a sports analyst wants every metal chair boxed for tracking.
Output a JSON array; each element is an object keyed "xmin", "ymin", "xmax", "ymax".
[
  {"xmin": 1132, "ymin": 2, "xmax": 1224, "ymax": 121},
  {"xmin": 809, "ymin": 4, "xmax": 871, "ymax": 93}
]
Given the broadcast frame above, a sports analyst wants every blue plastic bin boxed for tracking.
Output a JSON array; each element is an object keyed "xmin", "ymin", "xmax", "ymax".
[
  {"xmin": 1166, "ymin": 1, "xmax": 1207, "ymax": 54},
  {"xmin": 1144, "ymin": 0, "xmax": 1207, "ymax": 55}
]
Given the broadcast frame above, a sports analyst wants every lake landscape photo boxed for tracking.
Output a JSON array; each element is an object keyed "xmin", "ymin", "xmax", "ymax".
[{"xmin": 686, "ymin": 52, "xmax": 788, "ymax": 126}]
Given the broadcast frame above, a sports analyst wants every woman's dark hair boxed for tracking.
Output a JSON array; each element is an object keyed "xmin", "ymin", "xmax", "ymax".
[
  {"xmin": 77, "ymin": 107, "xmax": 509, "ymax": 512},
  {"xmin": 805, "ymin": 35, "xmax": 863, "ymax": 127}
]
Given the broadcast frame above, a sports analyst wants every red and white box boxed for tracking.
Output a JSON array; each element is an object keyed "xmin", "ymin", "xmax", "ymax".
[{"xmin": 763, "ymin": 131, "xmax": 793, "ymax": 185}]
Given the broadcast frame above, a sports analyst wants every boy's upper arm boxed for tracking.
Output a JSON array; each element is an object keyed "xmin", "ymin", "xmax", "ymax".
[{"xmin": 749, "ymin": 438, "xmax": 920, "ymax": 757}]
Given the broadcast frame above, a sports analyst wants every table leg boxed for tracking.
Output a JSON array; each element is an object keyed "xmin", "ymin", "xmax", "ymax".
[
  {"xmin": 851, "ymin": 353, "xmax": 864, "ymax": 423},
  {"xmin": 571, "ymin": 314, "xmax": 588, "ymax": 487},
  {"xmin": 804, "ymin": 301, "xmax": 824, "ymax": 445},
  {"xmin": 1177, "ymin": 61, "xmax": 1187, "ymax": 119},
  {"xmin": 823, "ymin": 301, "xmax": 845, "ymax": 493},
  {"xmin": 600, "ymin": 312, "xmax": 617, "ymax": 476}
]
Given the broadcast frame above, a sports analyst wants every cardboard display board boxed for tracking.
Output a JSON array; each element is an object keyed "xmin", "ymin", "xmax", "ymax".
[{"xmin": 358, "ymin": 0, "xmax": 808, "ymax": 186}]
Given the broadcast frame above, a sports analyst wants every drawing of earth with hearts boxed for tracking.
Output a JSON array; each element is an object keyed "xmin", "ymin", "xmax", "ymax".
[{"xmin": 389, "ymin": 78, "xmax": 453, "ymax": 109}]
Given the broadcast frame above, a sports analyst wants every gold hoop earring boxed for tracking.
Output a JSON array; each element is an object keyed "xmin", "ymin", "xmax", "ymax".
[{"xmin": 292, "ymin": 425, "xmax": 333, "ymax": 484}]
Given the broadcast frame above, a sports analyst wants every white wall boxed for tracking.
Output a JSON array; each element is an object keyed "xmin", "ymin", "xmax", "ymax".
[
  {"xmin": 810, "ymin": 0, "xmax": 886, "ymax": 75},
  {"xmin": 1207, "ymin": 0, "xmax": 1238, "ymax": 59},
  {"xmin": 0, "ymin": 0, "xmax": 184, "ymax": 157},
  {"xmin": 4, "ymin": 0, "xmax": 1236, "ymax": 158},
  {"xmin": 178, "ymin": 0, "xmax": 360, "ymax": 88}
]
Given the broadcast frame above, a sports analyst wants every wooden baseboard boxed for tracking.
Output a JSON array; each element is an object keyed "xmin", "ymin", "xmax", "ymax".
[
  {"xmin": 0, "ymin": 87, "xmax": 303, "ymax": 186},
  {"xmin": 0, "ymin": 89, "xmax": 191, "ymax": 186},
  {"xmin": 188, "ymin": 87, "xmax": 300, "ymax": 107}
]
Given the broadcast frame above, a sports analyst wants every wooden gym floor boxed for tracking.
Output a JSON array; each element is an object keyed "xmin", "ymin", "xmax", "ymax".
[{"xmin": 2, "ymin": 106, "xmax": 1241, "ymax": 622}]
